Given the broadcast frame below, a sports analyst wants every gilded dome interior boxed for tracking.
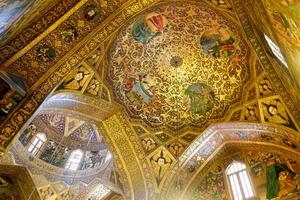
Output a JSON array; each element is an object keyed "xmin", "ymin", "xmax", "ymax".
[
  {"xmin": 108, "ymin": 1, "xmax": 251, "ymax": 133},
  {"xmin": 1, "ymin": 0, "xmax": 300, "ymax": 199}
]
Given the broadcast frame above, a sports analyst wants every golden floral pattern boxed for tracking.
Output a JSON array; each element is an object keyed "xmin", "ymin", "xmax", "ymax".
[{"xmin": 108, "ymin": 2, "xmax": 251, "ymax": 131}]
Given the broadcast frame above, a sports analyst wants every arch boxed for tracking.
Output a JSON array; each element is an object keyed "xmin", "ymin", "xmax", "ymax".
[
  {"xmin": 160, "ymin": 122, "xmax": 300, "ymax": 200},
  {"xmin": 1, "ymin": 0, "xmax": 300, "ymax": 200}
]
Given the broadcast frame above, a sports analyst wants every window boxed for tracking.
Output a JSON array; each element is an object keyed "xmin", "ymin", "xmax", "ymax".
[
  {"xmin": 264, "ymin": 34, "xmax": 288, "ymax": 68},
  {"xmin": 28, "ymin": 133, "xmax": 47, "ymax": 156},
  {"xmin": 65, "ymin": 149, "xmax": 83, "ymax": 170},
  {"xmin": 226, "ymin": 162, "xmax": 255, "ymax": 200}
]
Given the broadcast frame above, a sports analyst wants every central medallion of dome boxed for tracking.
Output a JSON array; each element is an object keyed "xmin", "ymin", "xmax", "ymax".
[
  {"xmin": 170, "ymin": 56, "xmax": 183, "ymax": 68},
  {"xmin": 107, "ymin": 1, "xmax": 250, "ymax": 131}
]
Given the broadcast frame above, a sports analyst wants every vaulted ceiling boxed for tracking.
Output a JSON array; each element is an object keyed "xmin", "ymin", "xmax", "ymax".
[{"xmin": 1, "ymin": 0, "xmax": 300, "ymax": 200}]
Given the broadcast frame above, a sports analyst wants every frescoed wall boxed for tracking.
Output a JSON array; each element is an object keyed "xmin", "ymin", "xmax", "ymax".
[
  {"xmin": 244, "ymin": 0, "xmax": 300, "ymax": 102},
  {"xmin": 0, "ymin": 71, "xmax": 26, "ymax": 123},
  {"xmin": 0, "ymin": 0, "xmax": 34, "ymax": 34},
  {"xmin": 0, "ymin": 176, "xmax": 21, "ymax": 200},
  {"xmin": 185, "ymin": 148, "xmax": 300, "ymax": 200},
  {"xmin": 17, "ymin": 114, "xmax": 112, "ymax": 171}
]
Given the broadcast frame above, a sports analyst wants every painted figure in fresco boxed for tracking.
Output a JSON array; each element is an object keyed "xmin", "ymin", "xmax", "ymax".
[
  {"xmin": 36, "ymin": 45, "xmax": 56, "ymax": 62},
  {"xmin": 141, "ymin": 137, "xmax": 156, "ymax": 152},
  {"xmin": 39, "ymin": 140, "xmax": 58, "ymax": 163},
  {"xmin": 0, "ymin": 71, "xmax": 26, "ymax": 121},
  {"xmin": 46, "ymin": 145, "xmax": 70, "ymax": 167},
  {"xmin": 150, "ymin": 149, "xmax": 173, "ymax": 185},
  {"xmin": 184, "ymin": 83, "xmax": 215, "ymax": 115},
  {"xmin": 61, "ymin": 26, "xmax": 79, "ymax": 43},
  {"xmin": 49, "ymin": 114, "xmax": 62, "ymax": 127},
  {"xmin": 132, "ymin": 12, "xmax": 168, "ymax": 44},
  {"xmin": 79, "ymin": 127, "xmax": 90, "ymax": 141},
  {"xmin": 58, "ymin": 67, "xmax": 90, "ymax": 91},
  {"xmin": 124, "ymin": 72, "xmax": 155, "ymax": 105},
  {"xmin": 86, "ymin": 78, "xmax": 100, "ymax": 96},
  {"xmin": 19, "ymin": 123, "xmax": 37, "ymax": 146},
  {"xmin": 266, "ymin": 159, "xmax": 300, "ymax": 199},
  {"xmin": 200, "ymin": 26, "xmax": 236, "ymax": 58},
  {"xmin": 0, "ymin": 0, "xmax": 33, "ymax": 34},
  {"xmin": 262, "ymin": 99, "xmax": 295, "ymax": 130},
  {"xmin": 0, "ymin": 176, "xmax": 18, "ymax": 200},
  {"xmin": 83, "ymin": 5, "xmax": 99, "ymax": 21}
]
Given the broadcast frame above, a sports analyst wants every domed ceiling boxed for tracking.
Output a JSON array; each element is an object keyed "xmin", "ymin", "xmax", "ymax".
[
  {"xmin": 14, "ymin": 112, "xmax": 112, "ymax": 181},
  {"xmin": 107, "ymin": 1, "xmax": 251, "ymax": 132}
]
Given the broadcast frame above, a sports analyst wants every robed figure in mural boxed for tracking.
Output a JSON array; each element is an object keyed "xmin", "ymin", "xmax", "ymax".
[
  {"xmin": 266, "ymin": 159, "xmax": 300, "ymax": 199},
  {"xmin": 0, "ymin": 71, "xmax": 26, "ymax": 121},
  {"xmin": 132, "ymin": 12, "xmax": 168, "ymax": 44}
]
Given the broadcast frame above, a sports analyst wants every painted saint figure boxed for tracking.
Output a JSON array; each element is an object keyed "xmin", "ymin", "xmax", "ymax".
[
  {"xmin": 185, "ymin": 83, "xmax": 215, "ymax": 115},
  {"xmin": 0, "ymin": 71, "xmax": 26, "ymax": 121},
  {"xmin": 124, "ymin": 72, "xmax": 155, "ymax": 105},
  {"xmin": 132, "ymin": 12, "xmax": 168, "ymax": 44},
  {"xmin": 200, "ymin": 26, "xmax": 237, "ymax": 58}
]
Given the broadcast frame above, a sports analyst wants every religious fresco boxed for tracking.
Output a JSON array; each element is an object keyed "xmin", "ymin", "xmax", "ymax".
[
  {"xmin": 149, "ymin": 147, "xmax": 175, "ymax": 188},
  {"xmin": 200, "ymin": 26, "xmax": 238, "ymax": 58},
  {"xmin": 124, "ymin": 72, "xmax": 156, "ymax": 105},
  {"xmin": 0, "ymin": 176, "xmax": 20, "ymax": 200},
  {"xmin": 81, "ymin": 150, "xmax": 110, "ymax": 170},
  {"xmin": 108, "ymin": 1, "xmax": 251, "ymax": 131},
  {"xmin": 0, "ymin": 0, "xmax": 34, "ymax": 34},
  {"xmin": 84, "ymin": 76, "xmax": 111, "ymax": 102},
  {"xmin": 39, "ymin": 139, "xmax": 71, "ymax": 168},
  {"xmin": 57, "ymin": 65, "xmax": 92, "ymax": 92},
  {"xmin": 182, "ymin": 148, "xmax": 300, "ymax": 200},
  {"xmin": 0, "ymin": 71, "xmax": 26, "ymax": 122},
  {"xmin": 132, "ymin": 12, "xmax": 168, "ymax": 44},
  {"xmin": 1, "ymin": 0, "xmax": 300, "ymax": 199},
  {"xmin": 260, "ymin": 97, "xmax": 298, "ymax": 131},
  {"xmin": 188, "ymin": 166, "xmax": 227, "ymax": 200},
  {"xmin": 263, "ymin": 0, "xmax": 300, "ymax": 45},
  {"xmin": 184, "ymin": 83, "xmax": 215, "ymax": 115},
  {"xmin": 18, "ymin": 123, "xmax": 37, "ymax": 146},
  {"xmin": 246, "ymin": 150, "xmax": 300, "ymax": 199}
]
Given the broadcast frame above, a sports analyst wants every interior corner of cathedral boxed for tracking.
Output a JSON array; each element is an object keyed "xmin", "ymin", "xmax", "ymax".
[{"xmin": 1, "ymin": 0, "xmax": 300, "ymax": 200}]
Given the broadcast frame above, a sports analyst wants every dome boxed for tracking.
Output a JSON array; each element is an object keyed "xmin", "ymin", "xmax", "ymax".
[
  {"xmin": 107, "ymin": 1, "xmax": 251, "ymax": 133},
  {"xmin": 13, "ymin": 111, "xmax": 113, "ymax": 185}
]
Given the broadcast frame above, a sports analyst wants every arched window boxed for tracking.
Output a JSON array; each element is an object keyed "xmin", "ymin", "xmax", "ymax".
[
  {"xmin": 65, "ymin": 149, "xmax": 83, "ymax": 170},
  {"xmin": 28, "ymin": 133, "xmax": 47, "ymax": 156},
  {"xmin": 226, "ymin": 162, "xmax": 255, "ymax": 200},
  {"xmin": 264, "ymin": 34, "xmax": 288, "ymax": 68}
]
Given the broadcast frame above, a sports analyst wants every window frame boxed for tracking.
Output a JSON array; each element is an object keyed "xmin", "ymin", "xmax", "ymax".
[
  {"xmin": 226, "ymin": 162, "xmax": 256, "ymax": 200},
  {"xmin": 27, "ymin": 133, "xmax": 47, "ymax": 156},
  {"xmin": 264, "ymin": 34, "xmax": 288, "ymax": 68},
  {"xmin": 65, "ymin": 149, "xmax": 83, "ymax": 171}
]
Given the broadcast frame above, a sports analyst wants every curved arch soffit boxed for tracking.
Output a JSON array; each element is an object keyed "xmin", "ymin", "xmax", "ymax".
[{"xmin": 161, "ymin": 122, "xmax": 300, "ymax": 199}]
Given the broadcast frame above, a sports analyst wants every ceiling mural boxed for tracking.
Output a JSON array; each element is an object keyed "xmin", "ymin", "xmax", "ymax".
[
  {"xmin": 162, "ymin": 123, "xmax": 300, "ymax": 200},
  {"xmin": 1, "ymin": 0, "xmax": 300, "ymax": 199},
  {"xmin": 38, "ymin": 113, "xmax": 101, "ymax": 145},
  {"xmin": 108, "ymin": 1, "xmax": 251, "ymax": 132}
]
